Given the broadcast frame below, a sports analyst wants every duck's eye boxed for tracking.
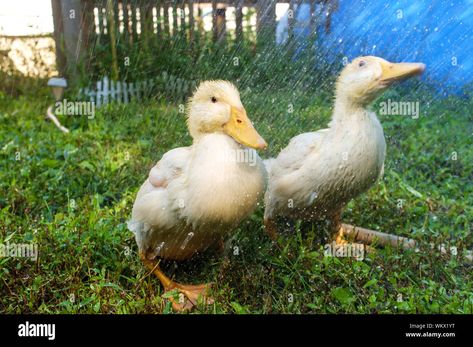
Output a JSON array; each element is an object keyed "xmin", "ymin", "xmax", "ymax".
[
  {"xmin": 358, "ymin": 60, "xmax": 366, "ymax": 67},
  {"xmin": 211, "ymin": 97, "xmax": 217, "ymax": 103},
  {"xmin": 236, "ymin": 119, "xmax": 242, "ymax": 124}
]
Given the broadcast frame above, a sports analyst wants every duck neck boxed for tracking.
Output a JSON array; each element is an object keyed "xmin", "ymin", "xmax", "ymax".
[
  {"xmin": 330, "ymin": 95, "xmax": 370, "ymax": 126},
  {"xmin": 194, "ymin": 132, "xmax": 239, "ymax": 149},
  {"xmin": 193, "ymin": 132, "xmax": 246, "ymax": 168}
]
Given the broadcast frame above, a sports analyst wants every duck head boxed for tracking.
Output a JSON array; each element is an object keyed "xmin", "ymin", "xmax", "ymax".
[
  {"xmin": 336, "ymin": 56, "xmax": 426, "ymax": 107},
  {"xmin": 187, "ymin": 80, "xmax": 267, "ymax": 149}
]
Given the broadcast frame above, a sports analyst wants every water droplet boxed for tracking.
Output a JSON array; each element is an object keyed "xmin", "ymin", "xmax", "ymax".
[
  {"xmin": 180, "ymin": 232, "xmax": 194, "ymax": 250},
  {"xmin": 155, "ymin": 242, "xmax": 165, "ymax": 253}
]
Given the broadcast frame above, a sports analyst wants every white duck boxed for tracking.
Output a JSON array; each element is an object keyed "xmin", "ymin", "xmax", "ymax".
[
  {"xmin": 129, "ymin": 80, "xmax": 267, "ymax": 310},
  {"xmin": 264, "ymin": 56, "xmax": 425, "ymax": 245}
]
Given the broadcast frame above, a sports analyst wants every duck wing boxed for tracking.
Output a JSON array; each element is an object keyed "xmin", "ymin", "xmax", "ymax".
[
  {"xmin": 264, "ymin": 129, "xmax": 329, "ymax": 218},
  {"xmin": 148, "ymin": 147, "xmax": 191, "ymax": 189},
  {"xmin": 267, "ymin": 129, "xmax": 329, "ymax": 178},
  {"xmin": 128, "ymin": 147, "xmax": 191, "ymax": 236}
]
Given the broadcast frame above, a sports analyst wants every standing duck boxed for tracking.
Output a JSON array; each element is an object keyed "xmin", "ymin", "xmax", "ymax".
[
  {"xmin": 128, "ymin": 81, "xmax": 267, "ymax": 311},
  {"xmin": 264, "ymin": 56, "xmax": 425, "ymax": 245}
]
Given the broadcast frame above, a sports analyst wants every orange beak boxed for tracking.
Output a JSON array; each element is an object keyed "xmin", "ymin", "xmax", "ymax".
[
  {"xmin": 379, "ymin": 60, "xmax": 426, "ymax": 85},
  {"xmin": 223, "ymin": 106, "xmax": 267, "ymax": 150}
]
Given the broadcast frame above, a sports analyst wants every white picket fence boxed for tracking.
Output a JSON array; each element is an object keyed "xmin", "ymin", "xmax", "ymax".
[
  {"xmin": 79, "ymin": 77, "xmax": 153, "ymax": 106},
  {"xmin": 79, "ymin": 72, "xmax": 197, "ymax": 107}
]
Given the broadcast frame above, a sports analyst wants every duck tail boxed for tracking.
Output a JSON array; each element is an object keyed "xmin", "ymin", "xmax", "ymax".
[{"xmin": 263, "ymin": 158, "xmax": 276, "ymax": 176}]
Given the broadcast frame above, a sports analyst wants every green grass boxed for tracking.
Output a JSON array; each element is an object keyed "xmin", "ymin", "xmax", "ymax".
[{"xmin": 0, "ymin": 88, "xmax": 472, "ymax": 314}]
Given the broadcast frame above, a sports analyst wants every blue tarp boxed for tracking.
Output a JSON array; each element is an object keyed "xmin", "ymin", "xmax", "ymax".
[{"xmin": 276, "ymin": 0, "xmax": 473, "ymax": 94}]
